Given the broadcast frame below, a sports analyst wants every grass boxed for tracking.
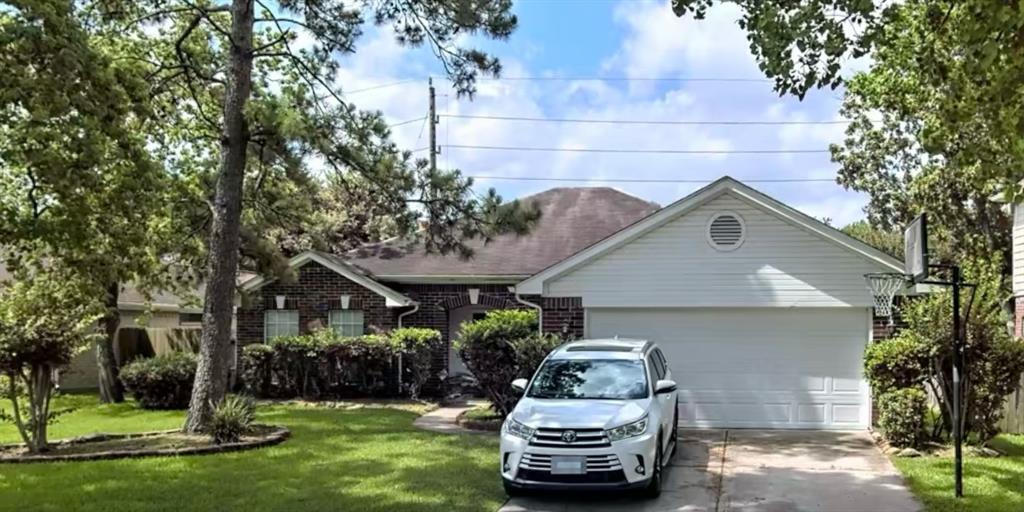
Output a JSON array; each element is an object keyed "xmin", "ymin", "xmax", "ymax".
[
  {"xmin": 891, "ymin": 434, "xmax": 1024, "ymax": 512},
  {"xmin": 461, "ymin": 403, "xmax": 502, "ymax": 422},
  {"xmin": 0, "ymin": 392, "xmax": 503, "ymax": 512}
]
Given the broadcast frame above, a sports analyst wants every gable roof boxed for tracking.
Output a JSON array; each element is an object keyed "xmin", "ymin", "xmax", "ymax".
[
  {"xmin": 240, "ymin": 251, "xmax": 416, "ymax": 307},
  {"xmin": 344, "ymin": 187, "xmax": 659, "ymax": 281},
  {"xmin": 516, "ymin": 176, "xmax": 906, "ymax": 294}
]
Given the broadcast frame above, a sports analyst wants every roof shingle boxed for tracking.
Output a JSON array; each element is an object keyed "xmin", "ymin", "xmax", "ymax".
[{"xmin": 345, "ymin": 187, "xmax": 659, "ymax": 278}]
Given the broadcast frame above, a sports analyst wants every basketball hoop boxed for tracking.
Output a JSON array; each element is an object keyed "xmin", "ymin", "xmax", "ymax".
[{"xmin": 865, "ymin": 272, "xmax": 910, "ymax": 319}]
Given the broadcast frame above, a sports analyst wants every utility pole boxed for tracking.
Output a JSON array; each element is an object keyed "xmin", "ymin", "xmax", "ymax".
[{"xmin": 428, "ymin": 77, "xmax": 437, "ymax": 176}]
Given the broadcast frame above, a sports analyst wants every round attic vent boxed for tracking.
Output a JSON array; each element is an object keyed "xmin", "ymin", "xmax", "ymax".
[{"xmin": 706, "ymin": 212, "xmax": 745, "ymax": 251}]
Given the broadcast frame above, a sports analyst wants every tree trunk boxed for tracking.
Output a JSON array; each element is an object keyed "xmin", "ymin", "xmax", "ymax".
[
  {"xmin": 97, "ymin": 282, "xmax": 124, "ymax": 403},
  {"xmin": 183, "ymin": 0, "xmax": 254, "ymax": 434}
]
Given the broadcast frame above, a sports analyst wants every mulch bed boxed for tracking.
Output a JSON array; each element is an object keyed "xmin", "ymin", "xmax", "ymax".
[{"xmin": 0, "ymin": 424, "xmax": 290, "ymax": 464}]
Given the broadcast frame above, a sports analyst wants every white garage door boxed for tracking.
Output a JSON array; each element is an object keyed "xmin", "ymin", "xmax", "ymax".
[{"xmin": 586, "ymin": 308, "xmax": 870, "ymax": 430}]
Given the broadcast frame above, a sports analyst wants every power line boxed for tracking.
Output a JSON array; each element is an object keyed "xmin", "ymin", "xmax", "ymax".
[
  {"xmin": 443, "ymin": 144, "xmax": 830, "ymax": 155},
  {"xmin": 439, "ymin": 113, "xmax": 850, "ymax": 126},
  {"xmin": 467, "ymin": 175, "xmax": 836, "ymax": 184},
  {"xmin": 344, "ymin": 79, "xmax": 419, "ymax": 95},
  {"xmin": 494, "ymin": 175, "xmax": 838, "ymax": 184},
  {"xmin": 460, "ymin": 76, "xmax": 773, "ymax": 83},
  {"xmin": 388, "ymin": 116, "xmax": 426, "ymax": 128}
]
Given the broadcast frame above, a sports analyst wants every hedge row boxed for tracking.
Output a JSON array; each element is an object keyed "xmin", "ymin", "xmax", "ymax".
[{"xmin": 240, "ymin": 327, "xmax": 441, "ymax": 399}]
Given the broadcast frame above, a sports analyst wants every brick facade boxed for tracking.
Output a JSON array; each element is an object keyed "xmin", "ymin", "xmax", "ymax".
[
  {"xmin": 239, "ymin": 263, "xmax": 586, "ymax": 396},
  {"xmin": 237, "ymin": 261, "xmax": 395, "ymax": 345}
]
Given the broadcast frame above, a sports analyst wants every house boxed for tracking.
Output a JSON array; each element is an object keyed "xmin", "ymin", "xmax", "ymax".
[
  {"xmin": 239, "ymin": 177, "xmax": 905, "ymax": 430},
  {"xmin": 0, "ymin": 263, "xmax": 214, "ymax": 389}
]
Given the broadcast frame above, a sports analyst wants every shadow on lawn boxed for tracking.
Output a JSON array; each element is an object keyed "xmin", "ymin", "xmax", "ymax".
[
  {"xmin": 0, "ymin": 406, "xmax": 503, "ymax": 512},
  {"xmin": 896, "ymin": 452, "xmax": 1024, "ymax": 511}
]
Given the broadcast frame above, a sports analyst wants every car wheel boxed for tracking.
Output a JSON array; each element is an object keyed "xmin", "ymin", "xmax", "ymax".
[{"xmin": 642, "ymin": 433, "xmax": 663, "ymax": 499}]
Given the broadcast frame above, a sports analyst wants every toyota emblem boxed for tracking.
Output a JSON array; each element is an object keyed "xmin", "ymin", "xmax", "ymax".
[{"xmin": 561, "ymin": 430, "xmax": 577, "ymax": 443}]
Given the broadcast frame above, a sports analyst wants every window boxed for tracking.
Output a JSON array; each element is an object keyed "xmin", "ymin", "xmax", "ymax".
[
  {"xmin": 648, "ymin": 353, "xmax": 665, "ymax": 380},
  {"xmin": 179, "ymin": 312, "xmax": 203, "ymax": 325},
  {"xmin": 329, "ymin": 310, "xmax": 364, "ymax": 337},
  {"xmin": 527, "ymin": 359, "xmax": 649, "ymax": 400},
  {"xmin": 264, "ymin": 310, "xmax": 299, "ymax": 341},
  {"xmin": 706, "ymin": 211, "xmax": 745, "ymax": 251},
  {"xmin": 653, "ymin": 348, "xmax": 669, "ymax": 377}
]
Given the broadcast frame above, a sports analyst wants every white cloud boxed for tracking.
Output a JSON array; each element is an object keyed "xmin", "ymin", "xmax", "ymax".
[{"xmin": 319, "ymin": 0, "xmax": 868, "ymax": 226}]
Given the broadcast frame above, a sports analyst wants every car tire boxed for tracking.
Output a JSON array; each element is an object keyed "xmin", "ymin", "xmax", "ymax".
[
  {"xmin": 642, "ymin": 433, "xmax": 663, "ymax": 499},
  {"xmin": 503, "ymin": 480, "xmax": 523, "ymax": 498}
]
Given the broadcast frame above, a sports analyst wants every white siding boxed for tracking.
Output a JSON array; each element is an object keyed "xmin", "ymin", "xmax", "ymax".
[
  {"xmin": 1014, "ymin": 203, "xmax": 1024, "ymax": 296},
  {"xmin": 587, "ymin": 308, "xmax": 871, "ymax": 429},
  {"xmin": 547, "ymin": 192, "xmax": 889, "ymax": 307}
]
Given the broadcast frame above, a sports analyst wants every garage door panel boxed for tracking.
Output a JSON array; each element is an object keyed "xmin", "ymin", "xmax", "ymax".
[{"xmin": 587, "ymin": 308, "xmax": 870, "ymax": 429}]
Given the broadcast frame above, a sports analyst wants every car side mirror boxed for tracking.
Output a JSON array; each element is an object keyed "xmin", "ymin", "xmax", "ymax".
[
  {"xmin": 655, "ymin": 380, "xmax": 677, "ymax": 395},
  {"xmin": 511, "ymin": 378, "xmax": 528, "ymax": 393}
]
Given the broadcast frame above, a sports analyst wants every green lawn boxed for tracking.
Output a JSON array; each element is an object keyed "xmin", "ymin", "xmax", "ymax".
[
  {"xmin": 0, "ymin": 393, "xmax": 504, "ymax": 512},
  {"xmin": 891, "ymin": 435, "xmax": 1024, "ymax": 512}
]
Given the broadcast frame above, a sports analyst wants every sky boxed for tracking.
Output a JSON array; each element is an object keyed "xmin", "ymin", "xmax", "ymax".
[{"xmin": 329, "ymin": 0, "xmax": 869, "ymax": 227}]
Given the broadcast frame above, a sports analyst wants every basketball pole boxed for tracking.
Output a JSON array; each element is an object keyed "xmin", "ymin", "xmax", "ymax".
[
  {"xmin": 951, "ymin": 265, "xmax": 963, "ymax": 499},
  {"xmin": 923, "ymin": 264, "xmax": 965, "ymax": 498}
]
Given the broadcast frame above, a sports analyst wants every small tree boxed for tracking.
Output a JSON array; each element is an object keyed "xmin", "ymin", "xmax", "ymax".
[{"xmin": 0, "ymin": 271, "xmax": 103, "ymax": 452}]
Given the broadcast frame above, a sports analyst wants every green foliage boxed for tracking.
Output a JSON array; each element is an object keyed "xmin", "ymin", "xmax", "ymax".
[
  {"xmin": 209, "ymin": 394, "xmax": 256, "ymax": 445},
  {"xmin": 239, "ymin": 328, "xmax": 442, "ymax": 399},
  {"xmin": 120, "ymin": 352, "xmax": 198, "ymax": 410},
  {"xmin": 240, "ymin": 344, "xmax": 276, "ymax": 398},
  {"xmin": 864, "ymin": 335, "xmax": 929, "ymax": 395},
  {"xmin": 673, "ymin": 1, "xmax": 1021, "ymax": 278},
  {"xmin": 879, "ymin": 388, "xmax": 928, "ymax": 449},
  {"xmin": 841, "ymin": 221, "xmax": 904, "ymax": 260},
  {"xmin": 455, "ymin": 310, "xmax": 562, "ymax": 416},
  {"xmin": 865, "ymin": 262, "xmax": 1024, "ymax": 443},
  {"xmin": 0, "ymin": 271, "xmax": 103, "ymax": 452},
  {"xmin": 391, "ymin": 328, "xmax": 442, "ymax": 399}
]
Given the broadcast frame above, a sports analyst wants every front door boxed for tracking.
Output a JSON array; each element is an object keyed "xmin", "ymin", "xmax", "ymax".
[{"xmin": 447, "ymin": 307, "xmax": 491, "ymax": 376}]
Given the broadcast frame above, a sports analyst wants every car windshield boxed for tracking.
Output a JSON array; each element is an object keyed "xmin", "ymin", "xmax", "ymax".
[{"xmin": 526, "ymin": 359, "xmax": 648, "ymax": 400}]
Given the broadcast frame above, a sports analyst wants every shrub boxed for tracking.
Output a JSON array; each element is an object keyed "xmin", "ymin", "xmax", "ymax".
[
  {"xmin": 455, "ymin": 310, "xmax": 562, "ymax": 416},
  {"xmin": 210, "ymin": 394, "xmax": 256, "ymax": 444},
  {"xmin": 863, "ymin": 334, "xmax": 929, "ymax": 395},
  {"xmin": 120, "ymin": 352, "xmax": 197, "ymax": 409},
  {"xmin": 240, "ymin": 344, "xmax": 275, "ymax": 397},
  {"xmin": 514, "ymin": 333, "xmax": 563, "ymax": 380},
  {"xmin": 391, "ymin": 328, "xmax": 442, "ymax": 399},
  {"xmin": 238, "ymin": 327, "xmax": 442, "ymax": 400},
  {"xmin": 878, "ymin": 388, "xmax": 928, "ymax": 448}
]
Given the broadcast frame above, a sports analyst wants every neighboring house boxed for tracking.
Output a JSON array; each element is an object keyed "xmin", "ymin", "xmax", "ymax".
[
  {"xmin": 1015, "ymin": 201, "xmax": 1024, "ymax": 337},
  {"xmin": 239, "ymin": 177, "xmax": 905, "ymax": 430}
]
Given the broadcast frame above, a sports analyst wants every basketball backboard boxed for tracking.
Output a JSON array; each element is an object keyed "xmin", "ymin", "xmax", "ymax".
[{"xmin": 905, "ymin": 213, "xmax": 929, "ymax": 282}]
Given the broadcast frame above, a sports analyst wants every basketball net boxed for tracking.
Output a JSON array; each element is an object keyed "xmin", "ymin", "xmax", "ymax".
[{"xmin": 865, "ymin": 273, "xmax": 909, "ymax": 321}]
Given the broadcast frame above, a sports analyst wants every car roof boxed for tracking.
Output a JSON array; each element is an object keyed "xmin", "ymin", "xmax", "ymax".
[{"xmin": 549, "ymin": 338, "xmax": 651, "ymax": 360}]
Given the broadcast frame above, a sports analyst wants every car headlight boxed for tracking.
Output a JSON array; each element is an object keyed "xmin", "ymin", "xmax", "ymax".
[
  {"xmin": 503, "ymin": 418, "xmax": 535, "ymax": 440},
  {"xmin": 606, "ymin": 416, "xmax": 648, "ymax": 442}
]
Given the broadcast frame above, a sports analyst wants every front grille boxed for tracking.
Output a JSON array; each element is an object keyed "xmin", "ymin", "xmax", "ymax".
[
  {"xmin": 517, "ymin": 467, "xmax": 627, "ymax": 484},
  {"xmin": 529, "ymin": 428, "xmax": 610, "ymax": 448},
  {"xmin": 519, "ymin": 453, "xmax": 623, "ymax": 472}
]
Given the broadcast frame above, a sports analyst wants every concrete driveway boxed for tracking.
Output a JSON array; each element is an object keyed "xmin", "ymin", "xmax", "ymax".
[{"xmin": 500, "ymin": 429, "xmax": 921, "ymax": 512}]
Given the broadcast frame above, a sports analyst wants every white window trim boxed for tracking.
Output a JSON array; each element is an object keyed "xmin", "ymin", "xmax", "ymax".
[{"xmin": 264, "ymin": 310, "xmax": 299, "ymax": 341}]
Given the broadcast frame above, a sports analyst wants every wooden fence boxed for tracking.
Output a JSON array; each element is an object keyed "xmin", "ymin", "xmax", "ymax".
[{"xmin": 999, "ymin": 376, "xmax": 1024, "ymax": 434}]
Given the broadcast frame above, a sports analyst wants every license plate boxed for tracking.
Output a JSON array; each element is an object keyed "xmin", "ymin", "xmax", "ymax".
[{"xmin": 550, "ymin": 456, "xmax": 585, "ymax": 475}]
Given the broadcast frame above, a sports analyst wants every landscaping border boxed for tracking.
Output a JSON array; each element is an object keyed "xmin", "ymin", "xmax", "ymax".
[{"xmin": 0, "ymin": 425, "xmax": 290, "ymax": 464}]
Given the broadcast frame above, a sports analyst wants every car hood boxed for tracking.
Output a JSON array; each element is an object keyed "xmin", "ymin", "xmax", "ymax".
[{"xmin": 511, "ymin": 397, "xmax": 650, "ymax": 429}]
